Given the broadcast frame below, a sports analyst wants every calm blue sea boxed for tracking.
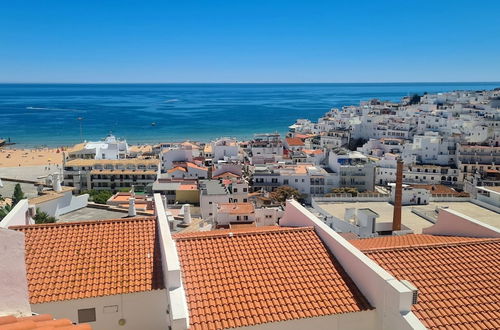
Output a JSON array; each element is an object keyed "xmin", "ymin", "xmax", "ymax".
[{"xmin": 0, "ymin": 83, "xmax": 498, "ymax": 147}]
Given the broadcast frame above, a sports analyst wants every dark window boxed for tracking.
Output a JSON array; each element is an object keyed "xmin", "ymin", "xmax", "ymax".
[{"xmin": 78, "ymin": 308, "xmax": 96, "ymax": 323}]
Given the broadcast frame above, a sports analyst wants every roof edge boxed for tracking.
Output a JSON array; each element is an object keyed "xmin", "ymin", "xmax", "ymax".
[{"xmin": 9, "ymin": 216, "xmax": 156, "ymax": 230}]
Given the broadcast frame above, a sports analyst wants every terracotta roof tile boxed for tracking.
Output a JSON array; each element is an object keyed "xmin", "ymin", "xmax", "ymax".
[
  {"xmin": 174, "ymin": 226, "xmax": 372, "ymax": 329},
  {"xmin": 353, "ymin": 234, "xmax": 500, "ymax": 329},
  {"xmin": 217, "ymin": 202, "xmax": 254, "ymax": 215},
  {"xmin": 0, "ymin": 314, "xmax": 91, "ymax": 329},
  {"xmin": 349, "ymin": 234, "xmax": 486, "ymax": 250},
  {"xmin": 285, "ymin": 137, "xmax": 305, "ymax": 147},
  {"xmin": 11, "ymin": 217, "xmax": 164, "ymax": 304}
]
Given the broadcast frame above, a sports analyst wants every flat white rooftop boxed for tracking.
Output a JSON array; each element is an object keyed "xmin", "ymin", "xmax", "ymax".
[{"xmin": 316, "ymin": 201, "xmax": 500, "ymax": 233}]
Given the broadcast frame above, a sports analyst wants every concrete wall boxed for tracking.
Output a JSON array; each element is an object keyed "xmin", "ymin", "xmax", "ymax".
[
  {"xmin": 280, "ymin": 200, "xmax": 426, "ymax": 330},
  {"xmin": 175, "ymin": 190, "xmax": 199, "ymax": 204},
  {"xmin": 313, "ymin": 195, "xmax": 390, "ymax": 203},
  {"xmin": 154, "ymin": 194, "xmax": 189, "ymax": 329},
  {"xmin": 423, "ymin": 208, "xmax": 500, "ymax": 238},
  {"xmin": 0, "ymin": 229, "xmax": 31, "ymax": 317},
  {"xmin": 36, "ymin": 192, "xmax": 89, "ymax": 217},
  {"xmin": 200, "ymin": 194, "xmax": 229, "ymax": 220},
  {"xmin": 32, "ymin": 290, "xmax": 168, "ymax": 330},
  {"xmin": 0, "ymin": 199, "xmax": 34, "ymax": 228},
  {"xmin": 241, "ymin": 309, "xmax": 377, "ymax": 330}
]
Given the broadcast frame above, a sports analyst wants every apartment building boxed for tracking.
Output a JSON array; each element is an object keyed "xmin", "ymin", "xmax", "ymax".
[
  {"xmin": 457, "ymin": 143, "xmax": 500, "ymax": 180},
  {"xmin": 248, "ymin": 133, "xmax": 284, "ymax": 164},
  {"xmin": 328, "ymin": 151, "xmax": 376, "ymax": 192},
  {"xmin": 251, "ymin": 163, "xmax": 335, "ymax": 201},
  {"xmin": 63, "ymin": 158, "xmax": 159, "ymax": 193}
]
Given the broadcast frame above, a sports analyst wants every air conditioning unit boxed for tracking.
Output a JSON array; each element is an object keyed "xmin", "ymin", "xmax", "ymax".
[{"xmin": 400, "ymin": 280, "xmax": 418, "ymax": 304}]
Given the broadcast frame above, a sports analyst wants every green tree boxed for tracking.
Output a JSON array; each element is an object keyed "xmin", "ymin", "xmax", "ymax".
[
  {"xmin": 93, "ymin": 190, "xmax": 114, "ymax": 204},
  {"xmin": 82, "ymin": 189, "xmax": 113, "ymax": 204},
  {"xmin": 33, "ymin": 208, "xmax": 56, "ymax": 224},
  {"xmin": 0, "ymin": 204, "xmax": 13, "ymax": 221},
  {"xmin": 269, "ymin": 186, "xmax": 303, "ymax": 205},
  {"xmin": 12, "ymin": 183, "xmax": 25, "ymax": 206},
  {"xmin": 408, "ymin": 94, "xmax": 421, "ymax": 105}
]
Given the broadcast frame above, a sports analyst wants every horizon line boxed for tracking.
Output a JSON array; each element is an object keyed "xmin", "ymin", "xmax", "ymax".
[{"xmin": 1, "ymin": 81, "xmax": 500, "ymax": 85}]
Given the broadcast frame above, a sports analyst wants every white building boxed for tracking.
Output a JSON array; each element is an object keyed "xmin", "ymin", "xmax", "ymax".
[
  {"xmin": 212, "ymin": 138, "xmax": 240, "ymax": 162},
  {"xmin": 199, "ymin": 179, "xmax": 249, "ymax": 220},
  {"xmin": 249, "ymin": 133, "xmax": 284, "ymax": 164},
  {"xmin": 476, "ymin": 186, "xmax": 500, "ymax": 209},
  {"xmin": 67, "ymin": 134, "xmax": 129, "ymax": 160},
  {"xmin": 328, "ymin": 151, "xmax": 376, "ymax": 192},
  {"xmin": 402, "ymin": 132, "xmax": 456, "ymax": 166},
  {"xmin": 161, "ymin": 148, "xmax": 193, "ymax": 171},
  {"xmin": 63, "ymin": 158, "xmax": 159, "ymax": 193},
  {"xmin": 215, "ymin": 202, "xmax": 255, "ymax": 226},
  {"xmin": 251, "ymin": 163, "xmax": 336, "ymax": 201}
]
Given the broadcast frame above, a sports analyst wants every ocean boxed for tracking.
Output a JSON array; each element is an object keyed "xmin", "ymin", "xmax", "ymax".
[{"xmin": 0, "ymin": 82, "xmax": 498, "ymax": 147}]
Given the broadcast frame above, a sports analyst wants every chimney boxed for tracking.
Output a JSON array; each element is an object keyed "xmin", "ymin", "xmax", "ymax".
[
  {"xmin": 183, "ymin": 204, "xmax": 192, "ymax": 225},
  {"xmin": 392, "ymin": 158, "xmax": 403, "ymax": 231},
  {"xmin": 128, "ymin": 197, "xmax": 137, "ymax": 217},
  {"xmin": 52, "ymin": 173, "xmax": 62, "ymax": 193},
  {"xmin": 161, "ymin": 195, "xmax": 168, "ymax": 210}
]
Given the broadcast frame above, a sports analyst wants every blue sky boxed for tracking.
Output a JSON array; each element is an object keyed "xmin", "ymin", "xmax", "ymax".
[{"xmin": 1, "ymin": 0, "xmax": 499, "ymax": 83}]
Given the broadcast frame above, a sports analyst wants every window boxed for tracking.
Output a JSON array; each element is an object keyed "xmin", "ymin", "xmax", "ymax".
[
  {"xmin": 244, "ymin": 216, "xmax": 248, "ymax": 220},
  {"xmin": 233, "ymin": 188, "xmax": 238, "ymax": 192},
  {"xmin": 209, "ymin": 201, "xmax": 212, "ymax": 205},
  {"xmin": 243, "ymin": 199, "xmax": 248, "ymax": 202},
  {"xmin": 237, "ymin": 216, "xmax": 241, "ymax": 220},
  {"xmin": 243, "ymin": 188, "xmax": 247, "ymax": 192},
  {"xmin": 78, "ymin": 308, "xmax": 96, "ymax": 323}
]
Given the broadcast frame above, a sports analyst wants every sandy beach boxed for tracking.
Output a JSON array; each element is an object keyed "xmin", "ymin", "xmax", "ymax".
[{"xmin": 0, "ymin": 147, "xmax": 64, "ymax": 168}]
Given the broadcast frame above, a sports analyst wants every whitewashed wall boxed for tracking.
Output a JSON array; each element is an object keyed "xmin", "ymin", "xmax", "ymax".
[
  {"xmin": 32, "ymin": 290, "xmax": 168, "ymax": 330},
  {"xmin": 0, "ymin": 229, "xmax": 31, "ymax": 317}
]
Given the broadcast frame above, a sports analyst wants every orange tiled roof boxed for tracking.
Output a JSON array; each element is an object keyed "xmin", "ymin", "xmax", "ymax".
[
  {"xmin": 168, "ymin": 166, "xmax": 187, "ymax": 173},
  {"xmin": 217, "ymin": 202, "xmax": 254, "ymax": 214},
  {"xmin": 353, "ymin": 234, "xmax": 500, "ymax": 329},
  {"xmin": 11, "ymin": 217, "xmax": 164, "ymax": 304},
  {"xmin": 0, "ymin": 314, "xmax": 91, "ymax": 329},
  {"xmin": 408, "ymin": 184, "xmax": 464, "ymax": 196},
  {"xmin": 174, "ymin": 226, "xmax": 372, "ymax": 329},
  {"xmin": 349, "ymin": 234, "xmax": 484, "ymax": 250},
  {"xmin": 302, "ymin": 149, "xmax": 323, "ymax": 155},
  {"xmin": 186, "ymin": 162, "xmax": 208, "ymax": 171},
  {"xmin": 285, "ymin": 137, "xmax": 305, "ymax": 146},
  {"xmin": 212, "ymin": 172, "xmax": 240, "ymax": 179}
]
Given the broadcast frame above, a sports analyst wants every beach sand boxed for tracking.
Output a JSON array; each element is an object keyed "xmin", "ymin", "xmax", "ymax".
[{"xmin": 0, "ymin": 147, "xmax": 64, "ymax": 167}]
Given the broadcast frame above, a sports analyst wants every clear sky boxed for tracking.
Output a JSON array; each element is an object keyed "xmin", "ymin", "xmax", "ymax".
[{"xmin": 1, "ymin": 0, "xmax": 499, "ymax": 83}]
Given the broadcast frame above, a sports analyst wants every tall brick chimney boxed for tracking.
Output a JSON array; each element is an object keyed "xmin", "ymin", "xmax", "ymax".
[{"xmin": 392, "ymin": 158, "xmax": 404, "ymax": 231}]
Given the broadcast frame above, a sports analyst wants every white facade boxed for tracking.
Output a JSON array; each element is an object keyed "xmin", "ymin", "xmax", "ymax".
[
  {"xmin": 0, "ymin": 229, "xmax": 31, "ymax": 317},
  {"xmin": 213, "ymin": 138, "xmax": 240, "ymax": 162},
  {"xmin": 328, "ymin": 151, "xmax": 375, "ymax": 192},
  {"xmin": 32, "ymin": 290, "xmax": 168, "ymax": 330},
  {"xmin": 161, "ymin": 148, "xmax": 193, "ymax": 171},
  {"xmin": 476, "ymin": 186, "xmax": 500, "ymax": 208},
  {"xmin": 254, "ymin": 207, "xmax": 283, "ymax": 226},
  {"xmin": 68, "ymin": 134, "xmax": 129, "ymax": 160},
  {"xmin": 215, "ymin": 203, "xmax": 255, "ymax": 225}
]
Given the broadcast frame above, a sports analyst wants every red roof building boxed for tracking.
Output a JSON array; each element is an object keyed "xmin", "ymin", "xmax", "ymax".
[
  {"xmin": 350, "ymin": 234, "xmax": 500, "ymax": 329},
  {"xmin": 173, "ymin": 226, "xmax": 372, "ymax": 329}
]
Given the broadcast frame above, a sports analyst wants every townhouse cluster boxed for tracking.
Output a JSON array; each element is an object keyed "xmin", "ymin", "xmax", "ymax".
[{"xmin": 289, "ymin": 88, "xmax": 500, "ymax": 203}]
